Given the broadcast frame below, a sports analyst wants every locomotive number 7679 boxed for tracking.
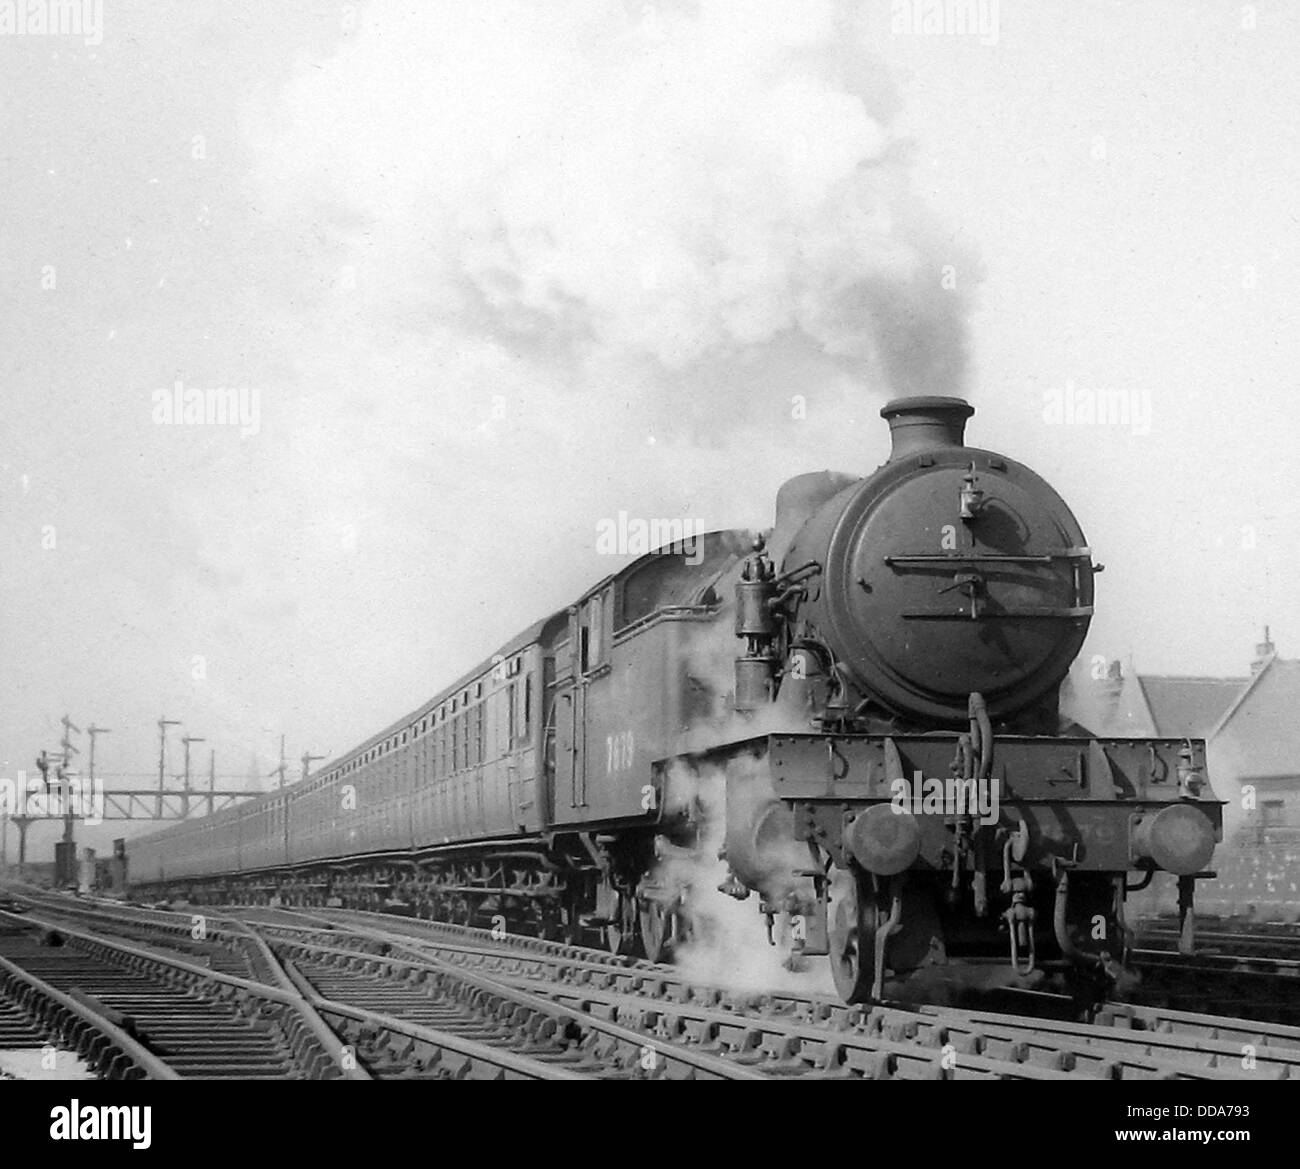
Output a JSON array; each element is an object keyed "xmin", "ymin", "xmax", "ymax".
[{"xmin": 606, "ymin": 730, "xmax": 634, "ymax": 774}]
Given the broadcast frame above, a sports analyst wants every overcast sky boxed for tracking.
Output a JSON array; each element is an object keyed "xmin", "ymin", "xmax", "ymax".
[{"xmin": 2, "ymin": 1, "xmax": 1297, "ymax": 853}]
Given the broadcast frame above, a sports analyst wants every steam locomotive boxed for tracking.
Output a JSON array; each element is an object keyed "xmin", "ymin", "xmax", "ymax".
[{"xmin": 128, "ymin": 396, "xmax": 1222, "ymax": 1009}]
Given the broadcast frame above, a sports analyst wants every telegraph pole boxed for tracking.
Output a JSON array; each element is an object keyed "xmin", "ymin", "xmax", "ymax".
[
  {"xmin": 59, "ymin": 716, "xmax": 82, "ymax": 887},
  {"xmin": 87, "ymin": 724, "xmax": 110, "ymax": 784},
  {"xmin": 26, "ymin": 751, "xmax": 65, "ymax": 880},
  {"xmin": 300, "ymin": 751, "xmax": 324, "ymax": 785},
  {"xmin": 60, "ymin": 715, "xmax": 81, "ymax": 766},
  {"xmin": 181, "ymin": 734, "xmax": 204, "ymax": 819},
  {"xmin": 87, "ymin": 725, "xmax": 110, "ymax": 825},
  {"xmin": 84, "ymin": 725, "xmax": 111, "ymax": 875},
  {"xmin": 270, "ymin": 734, "xmax": 288, "ymax": 791},
  {"xmin": 60, "ymin": 715, "xmax": 81, "ymax": 810},
  {"xmin": 208, "ymin": 749, "xmax": 217, "ymax": 817},
  {"xmin": 157, "ymin": 716, "xmax": 180, "ymax": 817},
  {"xmin": 34, "ymin": 751, "xmax": 66, "ymax": 789}
]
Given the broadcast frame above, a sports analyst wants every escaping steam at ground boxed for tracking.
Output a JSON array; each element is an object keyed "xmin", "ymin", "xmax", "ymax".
[{"xmin": 656, "ymin": 757, "xmax": 837, "ymax": 996}]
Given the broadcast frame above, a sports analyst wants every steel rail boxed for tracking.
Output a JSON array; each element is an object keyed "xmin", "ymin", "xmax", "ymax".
[
  {"xmin": 5, "ymin": 904, "xmax": 594, "ymax": 1080},
  {"xmin": 263, "ymin": 932, "xmax": 765, "ymax": 1080},
  {"xmin": 245, "ymin": 913, "xmax": 1299, "ymax": 1080},
  {"xmin": 264, "ymin": 928, "xmax": 1086, "ymax": 1080},
  {"xmin": 0, "ymin": 948, "xmax": 179, "ymax": 1080}
]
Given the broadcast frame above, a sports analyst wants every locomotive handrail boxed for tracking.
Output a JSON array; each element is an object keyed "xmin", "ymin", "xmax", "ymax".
[
  {"xmin": 902, "ymin": 607, "xmax": 1093, "ymax": 620},
  {"xmin": 612, "ymin": 602, "xmax": 720, "ymax": 640},
  {"xmin": 884, "ymin": 549, "xmax": 1091, "ymax": 565}
]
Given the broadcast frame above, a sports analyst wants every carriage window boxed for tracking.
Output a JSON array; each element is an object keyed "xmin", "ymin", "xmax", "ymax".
[
  {"xmin": 507, "ymin": 683, "xmax": 516, "ymax": 745},
  {"xmin": 524, "ymin": 675, "xmax": 533, "ymax": 734}
]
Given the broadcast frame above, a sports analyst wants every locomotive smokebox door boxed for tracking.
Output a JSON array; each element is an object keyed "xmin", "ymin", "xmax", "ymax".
[{"xmin": 781, "ymin": 396, "xmax": 1097, "ymax": 727}]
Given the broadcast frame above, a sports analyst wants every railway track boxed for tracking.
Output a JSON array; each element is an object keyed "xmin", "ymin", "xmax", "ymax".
[
  {"xmin": 2, "ymin": 904, "xmax": 571, "ymax": 1080},
  {"xmin": 245, "ymin": 909, "xmax": 1298, "ymax": 1080},
  {"xmin": 0, "ymin": 895, "xmax": 750, "ymax": 1079},
  {"xmin": 231, "ymin": 904, "xmax": 1300, "ymax": 1071},
  {"xmin": 0, "ymin": 908, "xmax": 360, "ymax": 1079},
  {"xmin": 1132, "ymin": 917, "xmax": 1300, "ymax": 1026},
  {"xmin": 0, "ymin": 921, "xmax": 169, "ymax": 1080},
  {"xmin": 9, "ymin": 891, "xmax": 1299, "ymax": 1081},
  {"xmin": 1138, "ymin": 916, "xmax": 1300, "ymax": 959},
  {"xmin": 0, "ymin": 904, "xmax": 601, "ymax": 1080},
  {"xmin": 141, "ymin": 898, "xmax": 1300, "ymax": 1078}
]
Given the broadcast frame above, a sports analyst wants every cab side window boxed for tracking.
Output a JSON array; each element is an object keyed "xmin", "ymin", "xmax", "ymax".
[{"xmin": 579, "ymin": 593, "xmax": 606, "ymax": 674}]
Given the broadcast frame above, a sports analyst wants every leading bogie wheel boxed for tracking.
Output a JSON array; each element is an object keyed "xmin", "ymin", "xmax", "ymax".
[
  {"xmin": 638, "ymin": 897, "xmax": 672, "ymax": 963},
  {"xmin": 829, "ymin": 869, "xmax": 878, "ymax": 1004}
]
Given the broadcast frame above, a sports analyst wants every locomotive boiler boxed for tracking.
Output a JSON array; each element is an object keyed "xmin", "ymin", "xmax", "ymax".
[{"xmin": 125, "ymin": 395, "xmax": 1222, "ymax": 1012}]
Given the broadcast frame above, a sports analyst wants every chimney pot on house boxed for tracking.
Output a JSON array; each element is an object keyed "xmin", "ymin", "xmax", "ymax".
[{"xmin": 1251, "ymin": 625, "xmax": 1276, "ymax": 674}]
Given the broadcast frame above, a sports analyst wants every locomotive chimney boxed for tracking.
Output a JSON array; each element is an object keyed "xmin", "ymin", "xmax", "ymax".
[{"xmin": 881, "ymin": 396, "xmax": 974, "ymax": 461}]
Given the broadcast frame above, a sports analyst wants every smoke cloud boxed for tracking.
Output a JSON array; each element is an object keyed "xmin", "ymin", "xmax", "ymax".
[
  {"xmin": 16, "ymin": 2, "xmax": 975, "ymax": 859},
  {"xmin": 250, "ymin": 0, "xmax": 975, "ymax": 426}
]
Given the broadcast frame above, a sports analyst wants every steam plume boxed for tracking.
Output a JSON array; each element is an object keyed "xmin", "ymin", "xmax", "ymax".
[
  {"xmin": 657, "ymin": 757, "xmax": 836, "ymax": 996},
  {"xmin": 251, "ymin": 0, "xmax": 976, "ymax": 428}
]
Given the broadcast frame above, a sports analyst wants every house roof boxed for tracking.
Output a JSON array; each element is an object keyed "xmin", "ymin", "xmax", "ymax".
[
  {"xmin": 1135, "ymin": 675, "xmax": 1249, "ymax": 738},
  {"xmin": 1209, "ymin": 656, "xmax": 1300, "ymax": 779}
]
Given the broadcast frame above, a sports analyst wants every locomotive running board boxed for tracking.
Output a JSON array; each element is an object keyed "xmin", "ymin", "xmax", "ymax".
[{"xmin": 653, "ymin": 731, "xmax": 1223, "ymax": 875}]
